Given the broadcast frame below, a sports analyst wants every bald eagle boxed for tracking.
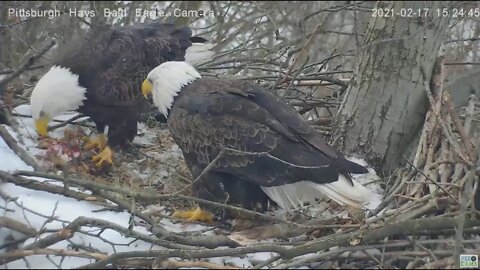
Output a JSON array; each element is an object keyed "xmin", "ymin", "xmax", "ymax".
[
  {"xmin": 30, "ymin": 23, "xmax": 214, "ymax": 166},
  {"xmin": 142, "ymin": 61, "xmax": 382, "ymax": 221}
]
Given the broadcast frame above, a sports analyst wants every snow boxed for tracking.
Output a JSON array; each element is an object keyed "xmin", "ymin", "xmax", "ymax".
[
  {"xmin": 0, "ymin": 133, "xmax": 34, "ymax": 172},
  {"xmin": 0, "ymin": 134, "xmax": 162, "ymax": 268},
  {"xmin": 8, "ymin": 104, "xmax": 91, "ymax": 161},
  {"xmin": 0, "ymin": 105, "xmax": 280, "ymax": 269},
  {"xmin": 346, "ymin": 156, "xmax": 385, "ymax": 195},
  {"xmin": 0, "ymin": 104, "xmax": 385, "ymax": 269},
  {"xmin": 158, "ymin": 218, "xmax": 211, "ymax": 234},
  {"xmin": 0, "ymin": 105, "xmax": 196, "ymax": 268}
]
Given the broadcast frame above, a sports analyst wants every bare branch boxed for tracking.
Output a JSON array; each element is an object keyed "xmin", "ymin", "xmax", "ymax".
[
  {"xmin": 0, "ymin": 216, "xmax": 38, "ymax": 236},
  {"xmin": 0, "ymin": 125, "xmax": 40, "ymax": 171},
  {"xmin": 0, "ymin": 40, "xmax": 56, "ymax": 91}
]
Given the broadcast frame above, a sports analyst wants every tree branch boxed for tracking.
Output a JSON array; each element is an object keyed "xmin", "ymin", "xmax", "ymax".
[
  {"xmin": 0, "ymin": 125, "xmax": 40, "ymax": 171},
  {"xmin": 0, "ymin": 40, "xmax": 56, "ymax": 92},
  {"xmin": 75, "ymin": 216, "xmax": 480, "ymax": 269},
  {"xmin": 0, "ymin": 170, "xmax": 104, "ymax": 203},
  {"xmin": 0, "ymin": 216, "xmax": 38, "ymax": 236}
]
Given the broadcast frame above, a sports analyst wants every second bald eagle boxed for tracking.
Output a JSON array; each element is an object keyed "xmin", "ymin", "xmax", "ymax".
[
  {"xmin": 142, "ymin": 61, "xmax": 382, "ymax": 220},
  {"xmin": 30, "ymin": 23, "xmax": 213, "ymax": 166}
]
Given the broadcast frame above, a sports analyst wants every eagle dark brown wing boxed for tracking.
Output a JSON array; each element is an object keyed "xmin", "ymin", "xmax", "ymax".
[
  {"xmin": 54, "ymin": 23, "xmax": 202, "ymax": 146},
  {"xmin": 57, "ymin": 23, "xmax": 195, "ymax": 107},
  {"xmin": 93, "ymin": 24, "xmax": 195, "ymax": 107},
  {"xmin": 168, "ymin": 78, "xmax": 367, "ymax": 188}
]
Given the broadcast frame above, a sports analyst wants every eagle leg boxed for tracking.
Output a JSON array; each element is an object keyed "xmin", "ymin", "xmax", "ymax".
[
  {"xmin": 84, "ymin": 134, "xmax": 107, "ymax": 150},
  {"xmin": 91, "ymin": 146, "xmax": 113, "ymax": 167},
  {"xmin": 172, "ymin": 206, "xmax": 214, "ymax": 223}
]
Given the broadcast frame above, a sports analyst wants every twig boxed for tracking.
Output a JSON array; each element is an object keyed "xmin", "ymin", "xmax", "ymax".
[
  {"xmin": 48, "ymin": 114, "xmax": 86, "ymax": 132},
  {"xmin": 454, "ymin": 138, "xmax": 480, "ymax": 267},
  {"xmin": 397, "ymin": 197, "xmax": 450, "ymax": 222},
  {"xmin": 76, "ymin": 216, "xmax": 480, "ymax": 269},
  {"xmin": 76, "ymin": 245, "xmax": 286, "ymax": 269},
  {"xmin": 406, "ymin": 236, "xmax": 438, "ymax": 262},
  {"xmin": 445, "ymin": 37, "xmax": 480, "ymax": 43},
  {"xmin": 75, "ymin": 217, "xmax": 195, "ymax": 250},
  {"xmin": 0, "ymin": 188, "xmax": 70, "ymax": 225},
  {"xmin": 0, "ymin": 235, "xmax": 34, "ymax": 250},
  {"xmin": 14, "ymin": 162, "xmax": 323, "ymax": 229},
  {"xmin": 444, "ymin": 62, "xmax": 480, "ymax": 65},
  {"xmin": 11, "ymin": 113, "xmax": 95, "ymax": 129},
  {"xmin": 0, "ymin": 215, "xmax": 90, "ymax": 265},
  {"xmin": 464, "ymin": 94, "xmax": 477, "ymax": 135},
  {"xmin": 0, "ymin": 248, "xmax": 108, "ymax": 261},
  {"xmin": 156, "ymin": 259, "xmax": 240, "ymax": 269},
  {"xmin": 421, "ymin": 67, "xmax": 473, "ymax": 167},
  {"xmin": 2, "ymin": 170, "xmax": 238, "ymax": 249},
  {"xmin": 252, "ymin": 255, "xmax": 282, "ymax": 269},
  {"xmin": 420, "ymin": 257, "xmax": 455, "ymax": 269},
  {"xmin": 0, "ymin": 170, "xmax": 101, "ymax": 203},
  {"xmin": 337, "ymin": 250, "xmax": 456, "ymax": 263},
  {"xmin": 283, "ymin": 55, "xmax": 310, "ymax": 97},
  {"xmin": 370, "ymin": 168, "xmax": 417, "ymax": 217},
  {"xmin": 0, "ymin": 64, "xmax": 47, "ymax": 75},
  {"xmin": 0, "ymin": 217, "xmax": 38, "ymax": 236},
  {"xmin": 0, "ymin": 40, "xmax": 56, "ymax": 91},
  {"xmin": 0, "ymin": 125, "xmax": 40, "ymax": 171},
  {"xmin": 174, "ymin": 148, "xmax": 227, "ymax": 195},
  {"xmin": 403, "ymin": 157, "xmax": 458, "ymax": 204},
  {"xmin": 444, "ymin": 93, "xmax": 474, "ymax": 160},
  {"xmin": 281, "ymin": 23, "xmax": 323, "ymax": 84},
  {"xmin": 0, "ymin": 17, "xmax": 39, "ymax": 28}
]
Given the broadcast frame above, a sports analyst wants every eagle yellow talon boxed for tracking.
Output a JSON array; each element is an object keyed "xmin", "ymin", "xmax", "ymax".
[
  {"xmin": 173, "ymin": 207, "xmax": 214, "ymax": 223},
  {"xmin": 91, "ymin": 146, "xmax": 113, "ymax": 167},
  {"xmin": 85, "ymin": 134, "xmax": 107, "ymax": 150}
]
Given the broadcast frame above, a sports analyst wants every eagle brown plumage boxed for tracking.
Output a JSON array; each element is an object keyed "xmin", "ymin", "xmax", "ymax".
[
  {"xmin": 30, "ymin": 23, "xmax": 214, "ymax": 166},
  {"xmin": 143, "ymin": 62, "xmax": 382, "ymax": 221}
]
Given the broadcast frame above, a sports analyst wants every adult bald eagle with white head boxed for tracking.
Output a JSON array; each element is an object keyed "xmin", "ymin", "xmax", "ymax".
[
  {"xmin": 30, "ymin": 22, "xmax": 214, "ymax": 166},
  {"xmin": 142, "ymin": 61, "xmax": 382, "ymax": 221}
]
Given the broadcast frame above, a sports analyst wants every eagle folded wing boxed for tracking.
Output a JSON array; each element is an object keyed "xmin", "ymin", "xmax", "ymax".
[
  {"xmin": 168, "ymin": 78, "xmax": 383, "ymax": 210},
  {"xmin": 93, "ymin": 25, "xmax": 195, "ymax": 107},
  {"xmin": 169, "ymin": 87, "xmax": 341, "ymax": 188}
]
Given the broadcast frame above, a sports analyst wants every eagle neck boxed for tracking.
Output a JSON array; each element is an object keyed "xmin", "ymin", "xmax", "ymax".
[
  {"xmin": 153, "ymin": 77, "xmax": 199, "ymax": 117},
  {"xmin": 149, "ymin": 61, "xmax": 202, "ymax": 117}
]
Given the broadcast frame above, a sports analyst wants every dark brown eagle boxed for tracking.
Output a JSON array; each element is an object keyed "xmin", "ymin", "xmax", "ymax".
[
  {"xmin": 29, "ymin": 23, "xmax": 213, "ymax": 166},
  {"xmin": 142, "ymin": 61, "xmax": 382, "ymax": 221}
]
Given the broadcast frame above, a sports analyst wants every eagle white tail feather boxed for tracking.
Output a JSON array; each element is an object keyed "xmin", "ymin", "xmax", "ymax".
[
  {"xmin": 261, "ymin": 176, "xmax": 382, "ymax": 211},
  {"xmin": 30, "ymin": 66, "xmax": 87, "ymax": 120},
  {"xmin": 185, "ymin": 43, "xmax": 215, "ymax": 66}
]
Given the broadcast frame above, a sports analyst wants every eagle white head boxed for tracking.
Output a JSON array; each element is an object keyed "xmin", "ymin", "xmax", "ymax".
[
  {"xmin": 142, "ymin": 61, "xmax": 201, "ymax": 117},
  {"xmin": 30, "ymin": 66, "xmax": 87, "ymax": 137}
]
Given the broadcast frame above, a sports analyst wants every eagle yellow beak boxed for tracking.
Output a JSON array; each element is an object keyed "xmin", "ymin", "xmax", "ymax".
[
  {"xmin": 35, "ymin": 116, "xmax": 50, "ymax": 137},
  {"xmin": 142, "ymin": 80, "xmax": 153, "ymax": 98}
]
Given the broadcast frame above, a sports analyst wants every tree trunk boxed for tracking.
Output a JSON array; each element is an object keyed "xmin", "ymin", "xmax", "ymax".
[{"xmin": 332, "ymin": 1, "xmax": 450, "ymax": 174}]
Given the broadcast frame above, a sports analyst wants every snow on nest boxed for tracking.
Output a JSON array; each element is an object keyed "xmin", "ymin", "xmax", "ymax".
[
  {"xmin": 0, "ymin": 116, "xmax": 166, "ymax": 268},
  {"xmin": 1, "ymin": 182, "xmax": 166, "ymax": 268},
  {"xmin": 0, "ymin": 104, "xmax": 385, "ymax": 269},
  {"xmin": 346, "ymin": 156, "xmax": 384, "ymax": 195},
  {"xmin": 12, "ymin": 104, "xmax": 89, "ymax": 139},
  {"xmin": 0, "ymin": 133, "xmax": 34, "ymax": 172},
  {"xmin": 0, "ymin": 105, "xmax": 213, "ymax": 268},
  {"xmin": 8, "ymin": 104, "xmax": 90, "ymax": 162},
  {"xmin": 0, "ymin": 105, "xmax": 281, "ymax": 269},
  {"xmin": 132, "ymin": 122, "xmax": 157, "ymax": 147},
  {"xmin": 0, "ymin": 126, "xmax": 164, "ymax": 268}
]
